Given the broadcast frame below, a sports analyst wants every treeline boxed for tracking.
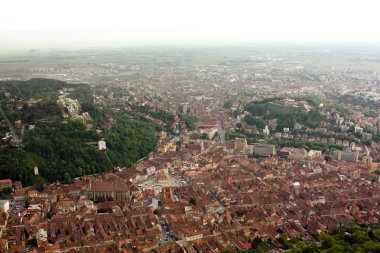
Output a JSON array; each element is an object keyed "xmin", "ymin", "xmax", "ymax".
[
  {"xmin": 0, "ymin": 120, "xmax": 110, "ymax": 185},
  {"xmin": 338, "ymin": 94, "xmax": 380, "ymax": 110},
  {"xmin": 0, "ymin": 78, "xmax": 78, "ymax": 99},
  {"xmin": 179, "ymin": 113, "xmax": 197, "ymax": 131},
  {"xmin": 133, "ymin": 105, "xmax": 175, "ymax": 126},
  {"xmin": 22, "ymin": 101, "xmax": 62, "ymax": 123},
  {"xmin": 246, "ymin": 224, "xmax": 380, "ymax": 253},
  {"xmin": 105, "ymin": 118, "xmax": 157, "ymax": 167},
  {"xmin": 244, "ymin": 99, "xmax": 327, "ymax": 131},
  {"xmin": 265, "ymin": 138, "xmax": 344, "ymax": 153}
]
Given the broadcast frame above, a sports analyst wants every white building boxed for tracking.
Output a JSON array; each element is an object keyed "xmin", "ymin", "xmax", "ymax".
[
  {"xmin": 34, "ymin": 166, "xmax": 39, "ymax": 176},
  {"xmin": 98, "ymin": 140, "xmax": 107, "ymax": 151},
  {"xmin": 263, "ymin": 125, "xmax": 270, "ymax": 136},
  {"xmin": 355, "ymin": 126, "xmax": 363, "ymax": 134},
  {"xmin": 0, "ymin": 200, "xmax": 10, "ymax": 213},
  {"xmin": 36, "ymin": 228, "xmax": 48, "ymax": 241}
]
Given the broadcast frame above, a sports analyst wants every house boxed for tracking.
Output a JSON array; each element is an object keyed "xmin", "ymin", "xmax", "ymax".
[
  {"xmin": 157, "ymin": 141, "xmax": 176, "ymax": 153},
  {"xmin": 333, "ymin": 150, "xmax": 359, "ymax": 162},
  {"xmin": 279, "ymin": 147, "xmax": 307, "ymax": 159},
  {"xmin": 180, "ymin": 229, "xmax": 203, "ymax": 241},
  {"xmin": 307, "ymin": 150, "xmax": 322, "ymax": 160},
  {"xmin": 56, "ymin": 200, "xmax": 76, "ymax": 213},
  {"xmin": 0, "ymin": 179, "xmax": 12, "ymax": 190},
  {"xmin": 98, "ymin": 140, "xmax": 107, "ymax": 151},
  {"xmin": 157, "ymin": 174, "xmax": 169, "ymax": 184},
  {"xmin": 131, "ymin": 198, "xmax": 159, "ymax": 210},
  {"xmin": 0, "ymin": 200, "xmax": 9, "ymax": 213},
  {"xmin": 234, "ymin": 138, "xmax": 248, "ymax": 152}
]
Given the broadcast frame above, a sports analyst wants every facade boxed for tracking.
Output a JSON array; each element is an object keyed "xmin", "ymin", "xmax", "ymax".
[
  {"xmin": 0, "ymin": 180, "xmax": 12, "ymax": 190},
  {"xmin": 0, "ymin": 200, "xmax": 9, "ymax": 213},
  {"xmin": 250, "ymin": 143, "xmax": 276, "ymax": 157},
  {"xmin": 234, "ymin": 138, "xmax": 248, "ymax": 152},
  {"xmin": 307, "ymin": 150, "xmax": 322, "ymax": 160},
  {"xmin": 98, "ymin": 140, "xmax": 107, "ymax": 151},
  {"xmin": 279, "ymin": 147, "xmax": 308, "ymax": 159},
  {"xmin": 263, "ymin": 125, "xmax": 270, "ymax": 136},
  {"xmin": 333, "ymin": 150, "xmax": 359, "ymax": 162}
]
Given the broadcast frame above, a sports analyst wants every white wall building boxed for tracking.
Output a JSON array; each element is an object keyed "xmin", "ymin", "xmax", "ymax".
[
  {"xmin": 0, "ymin": 200, "xmax": 10, "ymax": 213},
  {"xmin": 98, "ymin": 140, "xmax": 107, "ymax": 151}
]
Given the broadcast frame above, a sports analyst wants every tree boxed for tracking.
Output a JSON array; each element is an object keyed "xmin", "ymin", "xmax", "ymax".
[
  {"xmin": 35, "ymin": 183, "xmax": 44, "ymax": 192},
  {"xmin": 24, "ymin": 197, "xmax": 30, "ymax": 208},
  {"xmin": 200, "ymin": 133, "xmax": 209, "ymax": 140},
  {"xmin": 63, "ymin": 172, "xmax": 72, "ymax": 184},
  {"xmin": 244, "ymin": 116, "xmax": 266, "ymax": 128},
  {"xmin": 189, "ymin": 197, "xmax": 197, "ymax": 206},
  {"xmin": 223, "ymin": 101, "xmax": 233, "ymax": 109}
]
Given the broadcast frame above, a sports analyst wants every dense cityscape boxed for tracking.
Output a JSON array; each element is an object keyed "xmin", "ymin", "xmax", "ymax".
[
  {"xmin": 0, "ymin": 47, "xmax": 380, "ymax": 252},
  {"xmin": 2, "ymin": 0, "xmax": 380, "ymax": 252}
]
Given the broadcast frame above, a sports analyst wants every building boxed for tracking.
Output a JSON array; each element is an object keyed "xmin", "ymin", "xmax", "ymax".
[
  {"xmin": 88, "ymin": 181, "xmax": 130, "ymax": 201},
  {"xmin": 362, "ymin": 155, "xmax": 373, "ymax": 167},
  {"xmin": 200, "ymin": 127, "xmax": 218, "ymax": 139},
  {"xmin": 157, "ymin": 141, "xmax": 176, "ymax": 153},
  {"xmin": 0, "ymin": 200, "xmax": 9, "ymax": 213},
  {"xmin": 0, "ymin": 180, "xmax": 12, "ymax": 190},
  {"xmin": 362, "ymin": 132, "xmax": 372, "ymax": 140},
  {"xmin": 157, "ymin": 174, "xmax": 169, "ymax": 184},
  {"xmin": 56, "ymin": 200, "xmax": 76, "ymax": 213},
  {"xmin": 333, "ymin": 150, "xmax": 359, "ymax": 162},
  {"xmin": 263, "ymin": 125, "xmax": 270, "ymax": 136},
  {"xmin": 307, "ymin": 150, "xmax": 322, "ymax": 160},
  {"xmin": 279, "ymin": 147, "xmax": 307, "ymax": 159},
  {"xmin": 131, "ymin": 198, "xmax": 159, "ymax": 210},
  {"xmin": 12, "ymin": 181, "xmax": 22, "ymax": 190},
  {"xmin": 34, "ymin": 166, "xmax": 39, "ymax": 176},
  {"xmin": 234, "ymin": 138, "xmax": 248, "ymax": 152},
  {"xmin": 98, "ymin": 140, "xmax": 107, "ymax": 151},
  {"xmin": 294, "ymin": 123, "xmax": 303, "ymax": 130},
  {"xmin": 250, "ymin": 143, "xmax": 276, "ymax": 157},
  {"xmin": 355, "ymin": 126, "xmax": 363, "ymax": 134}
]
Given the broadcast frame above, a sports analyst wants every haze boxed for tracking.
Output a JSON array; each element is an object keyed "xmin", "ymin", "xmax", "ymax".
[{"xmin": 1, "ymin": 0, "xmax": 380, "ymax": 48}]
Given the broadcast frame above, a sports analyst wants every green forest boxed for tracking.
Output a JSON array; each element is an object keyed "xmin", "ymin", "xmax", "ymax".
[
  {"xmin": 0, "ymin": 79, "xmax": 158, "ymax": 185},
  {"xmin": 245, "ymin": 224, "xmax": 380, "ymax": 253},
  {"xmin": 244, "ymin": 98, "xmax": 327, "ymax": 131}
]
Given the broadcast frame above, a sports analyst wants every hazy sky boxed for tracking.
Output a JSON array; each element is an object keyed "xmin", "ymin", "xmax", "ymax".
[{"xmin": 1, "ymin": 0, "xmax": 379, "ymax": 48}]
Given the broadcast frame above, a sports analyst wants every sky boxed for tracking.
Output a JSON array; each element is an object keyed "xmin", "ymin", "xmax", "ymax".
[{"xmin": 1, "ymin": 0, "xmax": 379, "ymax": 48}]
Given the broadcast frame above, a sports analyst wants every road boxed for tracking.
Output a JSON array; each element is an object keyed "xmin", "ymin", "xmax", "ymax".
[
  {"xmin": 0, "ymin": 104, "xmax": 20, "ymax": 143},
  {"xmin": 217, "ymin": 119, "xmax": 226, "ymax": 143}
]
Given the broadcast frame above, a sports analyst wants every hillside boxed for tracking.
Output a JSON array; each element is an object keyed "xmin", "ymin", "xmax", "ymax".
[{"xmin": 0, "ymin": 79, "xmax": 158, "ymax": 185}]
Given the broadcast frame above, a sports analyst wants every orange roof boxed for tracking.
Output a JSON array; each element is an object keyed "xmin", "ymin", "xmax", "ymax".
[
  {"xmin": 0, "ymin": 179, "xmax": 12, "ymax": 184},
  {"xmin": 91, "ymin": 181, "xmax": 129, "ymax": 193}
]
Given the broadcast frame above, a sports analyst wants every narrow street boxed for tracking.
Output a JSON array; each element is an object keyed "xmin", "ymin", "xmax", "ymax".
[{"xmin": 217, "ymin": 119, "xmax": 226, "ymax": 143}]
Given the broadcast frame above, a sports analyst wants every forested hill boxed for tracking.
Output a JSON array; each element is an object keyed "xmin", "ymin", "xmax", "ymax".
[{"xmin": 0, "ymin": 78, "xmax": 158, "ymax": 186}]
